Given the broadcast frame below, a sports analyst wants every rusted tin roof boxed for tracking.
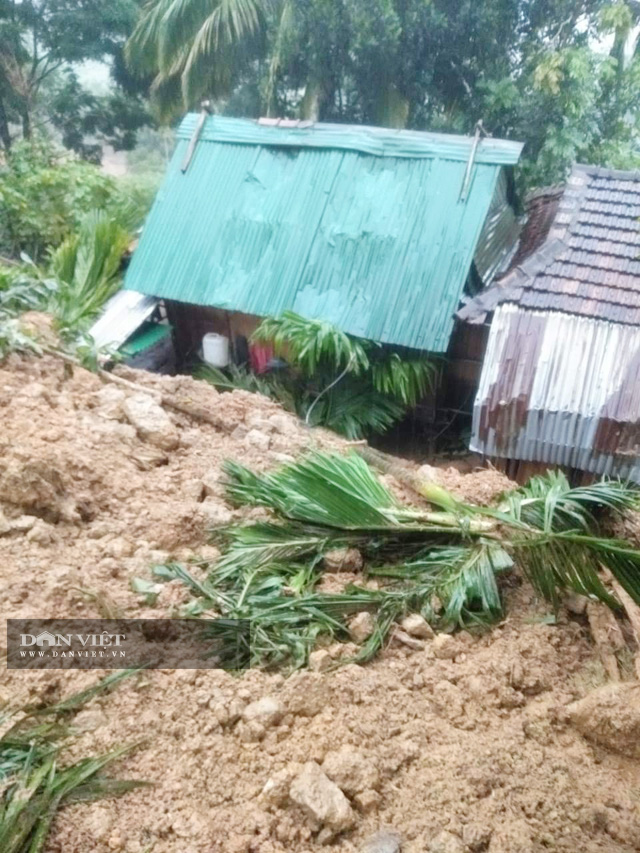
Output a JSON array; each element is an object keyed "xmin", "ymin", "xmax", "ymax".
[
  {"xmin": 470, "ymin": 304, "xmax": 640, "ymax": 481},
  {"xmin": 459, "ymin": 164, "xmax": 640, "ymax": 325}
]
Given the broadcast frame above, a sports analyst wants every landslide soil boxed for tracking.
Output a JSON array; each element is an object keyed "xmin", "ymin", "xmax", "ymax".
[{"xmin": 1, "ymin": 353, "xmax": 639, "ymax": 853}]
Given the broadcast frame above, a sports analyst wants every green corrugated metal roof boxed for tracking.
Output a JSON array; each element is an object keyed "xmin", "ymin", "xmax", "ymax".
[{"xmin": 125, "ymin": 115, "xmax": 523, "ymax": 352}]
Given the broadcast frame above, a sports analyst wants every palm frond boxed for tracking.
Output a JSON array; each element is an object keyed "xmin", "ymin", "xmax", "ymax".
[
  {"xmin": 49, "ymin": 210, "xmax": 129, "ymax": 335},
  {"xmin": 499, "ymin": 470, "xmax": 639, "ymax": 532},
  {"xmin": 253, "ymin": 311, "xmax": 370, "ymax": 376},
  {"xmin": 215, "ymin": 521, "xmax": 346, "ymax": 575},
  {"xmin": 0, "ymin": 676, "xmax": 144, "ymax": 853},
  {"xmin": 371, "ymin": 353, "xmax": 438, "ymax": 406},
  {"xmin": 303, "ymin": 379, "xmax": 405, "ymax": 439}
]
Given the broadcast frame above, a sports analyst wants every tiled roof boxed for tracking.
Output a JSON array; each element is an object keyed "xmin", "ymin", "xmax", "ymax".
[{"xmin": 459, "ymin": 165, "xmax": 640, "ymax": 325}]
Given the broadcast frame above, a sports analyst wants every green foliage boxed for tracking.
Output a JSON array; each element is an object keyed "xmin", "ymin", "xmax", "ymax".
[
  {"xmin": 154, "ymin": 453, "xmax": 640, "ymax": 668},
  {"xmin": 126, "ymin": 0, "xmax": 268, "ymax": 118},
  {"xmin": 0, "ymin": 139, "xmax": 144, "ymax": 262},
  {"xmin": 127, "ymin": 0, "xmax": 640, "ymax": 187},
  {"xmin": 0, "ymin": 0, "xmax": 147, "ymax": 156},
  {"xmin": 0, "ymin": 672, "xmax": 144, "ymax": 853},
  {"xmin": 206, "ymin": 311, "xmax": 438, "ymax": 440},
  {"xmin": 255, "ymin": 310, "xmax": 371, "ymax": 375},
  {"xmin": 49, "ymin": 210, "xmax": 130, "ymax": 336}
]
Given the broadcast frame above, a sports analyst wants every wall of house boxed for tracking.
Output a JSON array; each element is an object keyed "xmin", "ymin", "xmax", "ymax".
[{"xmin": 165, "ymin": 301, "xmax": 261, "ymax": 368}]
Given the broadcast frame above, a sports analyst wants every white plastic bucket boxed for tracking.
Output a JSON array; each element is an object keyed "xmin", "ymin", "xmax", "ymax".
[{"xmin": 202, "ymin": 333, "xmax": 230, "ymax": 367}]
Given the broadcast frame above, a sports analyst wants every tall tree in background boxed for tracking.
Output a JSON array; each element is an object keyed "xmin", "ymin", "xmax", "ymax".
[
  {"xmin": 126, "ymin": 0, "xmax": 267, "ymax": 119},
  {"xmin": 0, "ymin": 0, "xmax": 149, "ymax": 157},
  {"xmin": 125, "ymin": 0, "xmax": 640, "ymax": 186}
]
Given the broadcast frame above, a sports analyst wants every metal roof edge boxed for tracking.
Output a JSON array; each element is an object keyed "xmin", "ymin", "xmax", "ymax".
[{"xmin": 176, "ymin": 113, "xmax": 524, "ymax": 165}]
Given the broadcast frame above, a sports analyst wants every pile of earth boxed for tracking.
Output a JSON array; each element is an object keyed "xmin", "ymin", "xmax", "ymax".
[{"xmin": 1, "ymin": 351, "xmax": 640, "ymax": 853}]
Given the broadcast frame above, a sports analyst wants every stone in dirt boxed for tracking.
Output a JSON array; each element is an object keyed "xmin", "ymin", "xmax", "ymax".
[
  {"xmin": 362, "ymin": 829, "xmax": 403, "ymax": 853},
  {"xmin": 349, "ymin": 611, "xmax": 376, "ymax": 643},
  {"xmin": 401, "ymin": 613, "xmax": 434, "ymax": 639},
  {"xmin": 309, "ymin": 649, "xmax": 333, "ymax": 672},
  {"xmin": 242, "ymin": 696, "xmax": 284, "ymax": 729},
  {"xmin": 353, "ymin": 789, "xmax": 381, "ymax": 813},
  {"xmin": 393, "ymin": 628, "xmax": 425, "ymax": 650},
  {"xmin": 289, "ymin": 761, "xmax": 355, "ymax": 832},
  {"xmin": 566, "ymin": 682, "xmax": 640, "ymax": 758},
  {"xmin": 428, "ymin": 830, "xmax": 465, "ymax": 853},
  {"xmin": 321, "ymin": 745, "xmax": 380, "ymax": 796},
  {"xmin": 323, "ymin": 548, "xmax": 364, "ymax": 572},
  {"xmin": 122, "ymin": 393, "xmax": 179, "ymax": 451},
  {"xmin": 431, "ymin": 633, "xmax": 457, "ymax": 659},
  {"xmin": 261, "ymin": 763, "xmax": 302, "ymax": 807}
]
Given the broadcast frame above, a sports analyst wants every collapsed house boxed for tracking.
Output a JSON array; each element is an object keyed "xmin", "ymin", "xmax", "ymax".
[
  {"xmin": 460, "ymin": 165, "xmax": 640, "ymax": 482},
  {"xmin": 111, "ymin": 114, "xmax": 522, "ymax": 373}
]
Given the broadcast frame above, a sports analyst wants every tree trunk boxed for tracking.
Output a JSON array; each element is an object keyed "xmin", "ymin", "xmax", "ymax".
[
  {"xmin": 299, "ymin": 77, "xmax": 324, "ymax": 121},
  {"xmin": 0, "ymin": 96, "xmax": 11, "ymax": 151},
  {"xmin": 21, "ymin": 104, "xmax": 31, "ymax": 139},
  {"xmin": 372, "ymin": 83, "xmax": 409, "ymax": 129}
]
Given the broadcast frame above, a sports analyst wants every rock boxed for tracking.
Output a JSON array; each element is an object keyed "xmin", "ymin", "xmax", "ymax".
[
  {"xmin": 0, "ymin": 512, "xmax": 11, "ymax": 536},
  {"xmin": 280, "ymin": 672, "xmax": 334, "ymax": 717},
  {"xmin": 289, "ymin": 761, "xmax": 355, "ymax": 832},
  {"xmin": 349, "ymin": 612, "xmax": 376, "ymax": 644},
  {"xmin": 362, "ymin": 829, "xmax": 403, "ymax": 853},
  {"xmin": 393, "ymin": 629, "xmax": 425, "ymax": 651},
  {"xmin": 242, "ymin": 696, "xmax": 284, "ymax": 729},
  {"xmin": 428, "ymin": 831, "xmax": 465, "ymax": 853},
  {"xmin": 401, "ymin": 613, "xmax": 434, "ymax": 639},
  {"xmin": 128, "ymin": 446, "xmax": 169, "ymax": 471},
  {"xmin": 93, "ymin": 386, "xmax": 127, "ymax": 420},
  {"xmin": 431, "ymin": 680, "xmax": 464, "ymax": 719},
  {"xmin": 25, "ymin": 519, "xmax": 56, "ymax": 546},
  {"xmin": 8, "ymin": 515, "xmax": 37, "ymax": 534},
  {"xmin": 199, "ymin": 499, "xmax": 233, "ymax": 527},
  {"xmin": 323, "ymin": 548, "xmax": 364, "ymax": 572},
  {"xmin": 201, "ymin": 469, "xmax": 221, "ymax": 497},
  {"xmin": 462, "ymin": 822, "xmax": 493, "ymax": 851},
  {"xmin": 260, "ymin": 763, "xmax": 302, "ymax": 807},
  {"xmin": 564, "ymin": 592, "xmax": 589, "ymax": 615},
  {"xmin": 431, "ymin": 633, "xmax": 457, "ymax": 660},
  {"xmin": 105, "ymin": 536, "xmax": 135, "ymax": 559},
  {"xmin": 353, "ymin": 789, "xmax": 381, "ymax": 813},
  {"xmin": 122, "ymin": 393, "xmax": 179, "ymax": 451},
  {"xmin": 566, "ymin": 682, "xmax": 640, "ymax": 757},
  {"xmin": 322, "ymin": 745, "xmax": 379, "ymax": 796},
  {"xmin": 244, "ymin": 429, "xmax": 271, "ymax": 451},
  {"xmin": 73, "ymin": 709, "xmax": 108, "ymax": 732},
  {"xmin": 309, "ymin": 649, "xmax": 333, "ymax": 672},
  {"xmin": 268, "ymin": 413, "xmax": 299, "ymax": 435}
]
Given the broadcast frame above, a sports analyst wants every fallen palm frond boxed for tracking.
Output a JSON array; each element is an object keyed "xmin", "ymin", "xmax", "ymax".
[
  {"xmin": 157, "ymin": 452, "xmax": 640, "ymax": 669},
  {"xmin": 223, "ymin": 453, "xmax": 493, "ymax": 532},
  {"xmin": 0, "ymin": 672, "xmax": 145, "ymax": 853}
]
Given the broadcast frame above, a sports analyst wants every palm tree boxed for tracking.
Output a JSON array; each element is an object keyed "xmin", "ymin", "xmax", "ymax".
[{"xmin": 126, "ymin": 0, "xmax": 269, "ymax": 117}]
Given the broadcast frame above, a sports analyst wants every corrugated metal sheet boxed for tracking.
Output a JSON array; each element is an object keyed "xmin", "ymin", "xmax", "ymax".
[
  {"xmin": 179, "ymin": 114, "xmax": 523, "ymax": 164},
  {"xmin": 89, "ymin": 290, "xmax": 158, "ymax": 349},
  {"xmin": 473, "ymin": 170, "xmax": 521, "ymax": 285},
  {"xmin": 470, "ymin": 304, "xmax": 640, "ymax": 481},
  {"xmin": 125, "ymin": 114, "xmax": 523, "ymax": 352}
]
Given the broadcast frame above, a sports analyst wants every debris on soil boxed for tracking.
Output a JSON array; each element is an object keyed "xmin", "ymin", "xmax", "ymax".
[
  {"xmin": 566, "ymin": 682, "xmax": 640, "ymax": 757},
  {"xmin": 2, "ymin": 352, "xmax": 640, "ymax": 853}
]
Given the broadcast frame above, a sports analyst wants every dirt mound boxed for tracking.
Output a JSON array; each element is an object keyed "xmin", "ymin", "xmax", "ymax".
[{"xmin": 1, "ymin": 352, "xmax": 639, "ymax": 853}]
